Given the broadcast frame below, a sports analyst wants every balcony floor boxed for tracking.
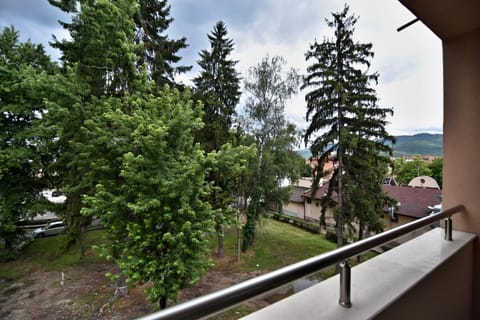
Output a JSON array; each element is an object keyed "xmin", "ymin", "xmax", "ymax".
[{"xmin": 243, "ymin": 228, "xmax": 476, "ymax": 320}]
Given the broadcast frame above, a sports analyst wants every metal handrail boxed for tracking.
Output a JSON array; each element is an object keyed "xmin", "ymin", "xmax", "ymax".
[{"xmin": 137, "ymin": 204, "xmax": 465, "ymax": 320}]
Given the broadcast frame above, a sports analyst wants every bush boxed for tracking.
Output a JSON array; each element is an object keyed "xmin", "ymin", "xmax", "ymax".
[
  {"xmin": 325, "ymin": 231, "xmax": 337, "ymax": 243},
  {"xmin": 325, "ymin": 231, "xmax": 348, "ymax": 244}
]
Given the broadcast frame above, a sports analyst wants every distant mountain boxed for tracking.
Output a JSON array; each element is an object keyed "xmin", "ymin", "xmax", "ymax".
[
  {"xmin": 296, "ymin": 149, "xmax": 312, "ymax": 159},
  {"xmin": 392, "ymin": 133, "xmax": 443, "ymax": 157},
  {"xmin": 296, "ymin": 133, "xmax": 443, "ymax": 158}
]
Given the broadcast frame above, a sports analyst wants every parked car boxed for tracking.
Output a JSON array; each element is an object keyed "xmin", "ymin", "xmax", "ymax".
[{"xmin": 32, "ymin": 221, "xmax": 66, "ymax": 237}]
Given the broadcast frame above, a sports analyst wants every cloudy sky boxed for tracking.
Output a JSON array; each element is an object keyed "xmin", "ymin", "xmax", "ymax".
[{"xmin": 0, "ymin": 0, "xmax": 443, "ymax": 136}]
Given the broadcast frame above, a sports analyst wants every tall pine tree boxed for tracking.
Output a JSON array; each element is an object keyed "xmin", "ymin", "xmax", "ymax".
[
  {"xmin": 0, "ymin": 27, "xmax": 56, "ymax": 257},
  {"xmin": 134, "ymin": 0, "xmax": 191, "ymax": 87},
  {"xmin": 193, "ymin": 21, "xmax": 243, "ymax": 257},
  {"xmin": 193, "ymin": 21, "xmax": 241, "ymax": 152},
  {"xmin": 302, "ymin": 5, "xmax": 395, "ymax": 247},
  {"xmin": 49, "ymin": 0, "xmax": 190, "ymax": 89},
  {"xmin": 46, "ymin": 0, "xmax": 141, "ymax": 253}
]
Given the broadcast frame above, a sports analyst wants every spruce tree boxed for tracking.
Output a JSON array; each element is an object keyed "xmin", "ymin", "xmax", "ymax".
[
  {"xmin": 49, "ymin": 0, "xmax": 190, "ymax": 89},
  {"xmin": 302, "ymin": 5, "xmax": 395, "ymax": 247},
  {"xmin": 193, "ymin": 21, "xmax": 241, "ymax": 152},
  {"xmin": 193, "ymin": 21, "xmax": 243, "ymax": 257},
  {"xmin": 134, "ymin": 0, "xmax": 191, "ymax": 87},
  {"xmin": 0, "ymin": 27, "xmax": 56, "ymax": 257}
]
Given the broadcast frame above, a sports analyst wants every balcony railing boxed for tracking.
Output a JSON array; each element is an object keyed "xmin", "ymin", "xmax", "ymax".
[{"xmin": 137, "ymin": 204, "xmax": 465, "ymax": 320}]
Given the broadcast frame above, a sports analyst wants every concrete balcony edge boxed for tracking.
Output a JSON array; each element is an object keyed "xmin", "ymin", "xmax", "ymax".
[{"xmin": 243, "ymin": 228, "xmax": 477, "ymax": 320}]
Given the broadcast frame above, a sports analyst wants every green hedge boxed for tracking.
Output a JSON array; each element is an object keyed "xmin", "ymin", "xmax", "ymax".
[{"xmin": 269, "ymin": 212, "xmax": 322, "ymax": 234}]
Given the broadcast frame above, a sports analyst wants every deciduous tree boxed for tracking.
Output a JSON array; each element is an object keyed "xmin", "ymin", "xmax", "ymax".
[
  {"xmin": 82, "ymin": 87, "xmax": 212, "ymax": 309},
  {"xmin": 241, "ymin": 55, "xmax": 303, "ymax": 251}
]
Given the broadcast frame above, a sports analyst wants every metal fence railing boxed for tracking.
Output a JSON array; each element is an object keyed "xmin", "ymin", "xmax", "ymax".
[{"xmin": 137, "ymin": 204, "xmax": 465, "ymax": 320}]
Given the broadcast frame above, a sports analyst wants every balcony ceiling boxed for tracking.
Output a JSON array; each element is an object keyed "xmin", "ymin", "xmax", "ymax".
[{"xmin": 399, "ymin": 0, "xmax": 480, "ymax": 39}]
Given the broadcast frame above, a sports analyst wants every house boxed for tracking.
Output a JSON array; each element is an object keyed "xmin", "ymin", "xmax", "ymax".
[
  {"xmin": 290, "ymin": 181, "xmax": 441, "ymax": 232},
  {"xmin": 383, "ymin": 185, "xmax": 441, "ymax": 223},
  {"xmin": 282, "ymin": 186, "xmax": 308, "ymax": 218},
  {"xmin": 383, "ymin": 184, "xmax": 442, "ymax": 241}
]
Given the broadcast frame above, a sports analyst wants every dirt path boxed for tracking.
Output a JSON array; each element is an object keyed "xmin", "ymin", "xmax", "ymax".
[{"xmin": 0, "ymin": 261, "xmax": 282, "ymax": 319}]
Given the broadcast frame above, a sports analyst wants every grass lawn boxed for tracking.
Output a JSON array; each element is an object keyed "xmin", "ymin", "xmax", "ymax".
[
  {"xmin": 0, "ymin": 230, "xmax": 106, "ymax": 280},
  {"xmin": 208, "ymin": 217, "xmax": 338, "ymax": 277},
  {"xmin": 2, "ymin": 218, "xmax": 375, "ymax": 281},
  {"xmin": 0, "ymin": 218, "xmax": 378, "ymax": 319}
]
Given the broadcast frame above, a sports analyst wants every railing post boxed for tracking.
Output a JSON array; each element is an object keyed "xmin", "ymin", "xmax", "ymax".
[
  {"xmin": 339, "ymin": 260, "xmax": 352, "ymax": 308},
  {"xmin": 445, "ymin": 216, "xmax": 453, "ymax": 241}
]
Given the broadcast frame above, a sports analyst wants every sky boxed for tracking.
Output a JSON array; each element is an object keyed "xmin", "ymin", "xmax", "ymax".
[{"xmin": 0, "ymin": 0, "xmax": 443, "ymax": 136}]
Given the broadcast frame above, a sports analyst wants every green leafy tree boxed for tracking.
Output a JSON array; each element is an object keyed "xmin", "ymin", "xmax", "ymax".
[
  {"xmin": 429, "ymin": 157, "xmax": 443, "ymax": 188},
  {"xmin": 193, "ymin": 21, "xmax": 243, "ymax": 257},
  {"xmin": 393, "ymin": 156, "xmax": 433, "ymax": 185},
  {"xmin": 0, "ymin": 27, "xmax": 56, "ymax": 258},
  {"xmin": 49, "ymin": 0, "xmax": 138, "ymax": 97},
  {"xmin": 302, "ymin": 5, "xmax": 395, "ymax": 247},
  {"xmin": 205, "ymin": 143, "xmax": 256, "ymax": 257},
  {"xmin": 82, "ymin": 87, "xmax": 213, "ymax": 309},
  {"xmin": 241, "ymin": 55, "xmax": 302, "ymax": 251}
]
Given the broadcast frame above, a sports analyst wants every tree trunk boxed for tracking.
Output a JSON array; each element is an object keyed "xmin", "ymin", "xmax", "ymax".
[
  {"xmin": 114, "ymin": 274, "xmax": 128, "ymax": 297},
  {"xmin": 236, "ymin": 210, "xmax": 241, "ymax": 262},
  {"xmin": 80, "ymin": 224, "xmax": 87, "ymax": 258},
  {"xmin": 336, "ymin": 32, "xmax": 344, "ymax": 250},
  {"xmin": 357, "ymin": 221, "xmax": 363, "ymax": 263},
  {"xmin": 159, "ymin": 296, "xmax": 167, "ymax": 310},
  {"xmin": 5, "ymin": 239, "xmax": 13, "ymax": 256},
  {"xmin": 217, "ymin": 225, "xmax": 224, "ymax": 258}
]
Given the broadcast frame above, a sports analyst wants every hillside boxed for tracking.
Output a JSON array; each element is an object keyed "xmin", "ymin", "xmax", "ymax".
[
  {"xmin": 392, "ymin": 133, "xmax": 442, "ymax": 157},
  {"xmin": 297, "ymin": 133, "xmax": 443, "ymax": 158}
]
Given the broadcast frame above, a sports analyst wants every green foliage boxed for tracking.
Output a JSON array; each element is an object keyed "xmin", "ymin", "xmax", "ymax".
[
  {"xmin": 205, "ymin": 143, "xmax": 256, "ymax": 257},
  {"xmin": 50, "ymin": 0, "xmax": 139, "ymax": 97},
  {"xmin": 393, "ymin": 157, "xmax": 433, "ymax": 185},
  {"xmin": 428, "ymin": 158, "xmax": 443, "ymax": 188},
  {"xmin": 50, "ymin": 0, "xmax": 191, "ymax": 89},
  {"xmin": 0, "ymin": 26, "xmax": 56, "ymax": 256},
  {"xmin": 193, "ymin": 21, "xmax": 241, "ymax": 152},
  {"xmin": 82, "ymin": 87, "xmax": 214, "ymax": 307},
  {"xmin": 241, "ymin": 56, "xmax": 302, "ymax": 251},
  {"xmin": 302, "ymin": 6, "xmax": 395, "ymax": 246},
  {"xmin": 134, "ymin": 0, "xmax": 192, "ymax": 87},
  {"xmin": 44, "ymin": 0, "xmax": 143, "ymax": 255}
]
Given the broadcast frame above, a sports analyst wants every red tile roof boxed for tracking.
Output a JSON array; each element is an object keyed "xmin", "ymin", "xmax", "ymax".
[
  {"xmin": 302, "ymin": 183, "xmax": 442, "ymax": 219},
  {"xmin": 302, "ymin": 183, "xmax": 333, "ymax": 200},
  {"xmin": 289, "ymin": 186, "xmax": 310, "ymax": 203},
  {"xmin": 382, "ymin": 185, "xmax": 442, "ymax": 218}
]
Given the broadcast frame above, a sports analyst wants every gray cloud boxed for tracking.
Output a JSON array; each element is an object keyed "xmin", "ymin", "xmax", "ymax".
[
  {"xmin": 0, "ymin": 0, "xmax": 443, "ymax": 135},
  {"xmin": 0, "ymin": 0, "xmax": 70, "ymax": 59},
  {"xmin": 0, "ymin": 0, "xmax": 66, "ymax": 29}
]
